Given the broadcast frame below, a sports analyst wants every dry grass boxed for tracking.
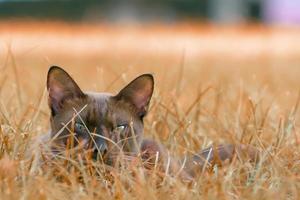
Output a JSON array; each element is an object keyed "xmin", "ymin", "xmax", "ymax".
[{"xmin": 0, "ymin": 21, "xmax": 300, "ymax": 199}]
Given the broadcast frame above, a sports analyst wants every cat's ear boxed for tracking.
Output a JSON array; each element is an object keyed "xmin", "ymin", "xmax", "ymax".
[
  {"xmin": 115, "ymin": 74, "xmax": 154, "ymax": 118},
  {"xmin": 47, "ymin": 66, "xmax": 85, "ymax": 116}
]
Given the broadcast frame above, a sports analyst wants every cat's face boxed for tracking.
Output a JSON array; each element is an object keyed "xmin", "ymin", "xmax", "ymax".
[{"xmin": 47, "ymin": 66, "xmax": 154, "ymax": 165}]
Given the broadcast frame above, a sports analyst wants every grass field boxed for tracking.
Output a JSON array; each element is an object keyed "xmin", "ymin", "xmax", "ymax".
[{"xmin": 0, "ymin": 21, "xmax": 300, "ymax": 199}]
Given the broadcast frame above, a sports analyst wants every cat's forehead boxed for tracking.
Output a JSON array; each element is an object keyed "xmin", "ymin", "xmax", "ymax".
[
  {"xmin": 84, "ymin": 91, "xmax": 135, "ymax": 122},
  {"xmin": 85, "ymin": 92, "xmax": 113, "ymax": 112},
  {"xmin": 85, "ymin": 92, "xmax": 113, "ymax": 100}
]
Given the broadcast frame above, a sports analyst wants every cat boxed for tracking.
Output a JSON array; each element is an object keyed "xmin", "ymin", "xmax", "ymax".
[{"xmin": 40, "ymin": 66, "xmax": 259, "ymax": 179}]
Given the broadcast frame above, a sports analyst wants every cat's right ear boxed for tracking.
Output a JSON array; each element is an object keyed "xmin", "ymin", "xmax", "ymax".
[
  {"xmin": 115, "ymin": 74, "xmax": 154, "ymax": 118},
  {"xmin": 47, "ymin": 66, "xmax": 85, "ymax": 116}
]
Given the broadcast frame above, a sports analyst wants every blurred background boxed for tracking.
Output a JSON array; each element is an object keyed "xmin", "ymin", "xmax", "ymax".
[{"xmin": 0, "ymin": 0, "xmax": 300, "ymax": 25}]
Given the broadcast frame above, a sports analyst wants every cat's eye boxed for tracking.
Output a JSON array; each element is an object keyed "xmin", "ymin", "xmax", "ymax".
[
  {"xmin": 75, "ymin": 123, "xmax": 86, "ymax": 133},
  {"xmin": 114, "ymin": 124, "xmax": 127, "ymax": 133}
]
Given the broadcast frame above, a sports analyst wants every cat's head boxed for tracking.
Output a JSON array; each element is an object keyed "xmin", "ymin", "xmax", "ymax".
[{"xmin": 47, "ymin": 66, "xmax": 154, "ymax": 165}]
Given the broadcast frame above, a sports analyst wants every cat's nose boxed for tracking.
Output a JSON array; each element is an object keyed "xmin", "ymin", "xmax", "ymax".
[{"xmin": 92, "ymin": 143, "xmax": 108, "ymax": 159}]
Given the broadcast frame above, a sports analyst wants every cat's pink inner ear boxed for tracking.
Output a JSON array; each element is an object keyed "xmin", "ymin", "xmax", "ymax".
[
  {"xmin": 47, "ymin": 66, "xmax": 84, "ymax": 115},
  {"xmin": 132, "ymin": 83, "xmax": 153, "ymax": 110},
  {"xmin": 47, "ymin": 83, "xmax": 64, "ymax": 114},
  {"xmin": 49, "ymin": 82, "xmax": 65, "ymax": 104},
  {"xmin": 117, "ymin": 74, "xmax": 154, "ymax": 116}
]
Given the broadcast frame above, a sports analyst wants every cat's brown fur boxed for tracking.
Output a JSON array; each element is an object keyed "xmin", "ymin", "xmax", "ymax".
[
  {"xmin": 47, "ymin": 66, "xmax": 153, "ymax": 165},
  {"xmin": 44, "ymin": 66, "xmax": 259, "ymax": 179}
]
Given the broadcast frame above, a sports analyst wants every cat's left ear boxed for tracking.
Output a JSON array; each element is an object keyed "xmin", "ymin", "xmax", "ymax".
[
  {"xmin": 47, "ymin": 66, "xmax": 85, "ymax": 116},
  {"xmin": 115, "ymin": 74, "xmax": 154, "ymax": 118}
]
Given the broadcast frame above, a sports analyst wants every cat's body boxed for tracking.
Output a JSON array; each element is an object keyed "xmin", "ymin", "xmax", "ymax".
[{"xmin": 42, "ymin": 66, "xmax": 259, "ymax": 179}]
